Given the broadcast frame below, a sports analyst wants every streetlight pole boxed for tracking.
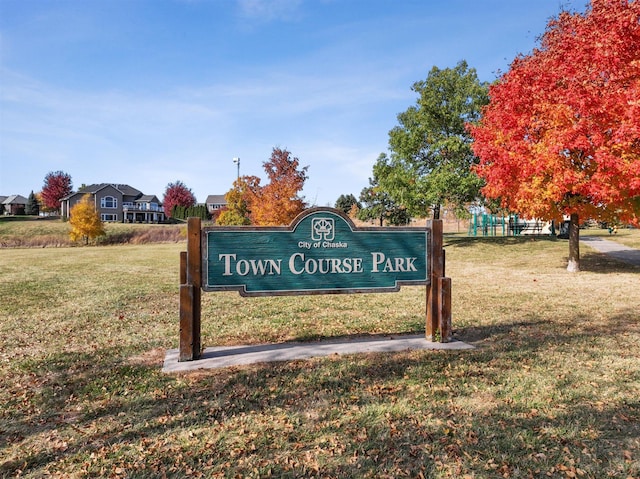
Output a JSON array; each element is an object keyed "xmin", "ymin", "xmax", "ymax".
[{"xmin": 233, "ymin": 157, "xmax": 240, "ymax": 180}]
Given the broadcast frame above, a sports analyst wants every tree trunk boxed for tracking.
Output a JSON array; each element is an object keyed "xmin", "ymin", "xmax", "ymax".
[
  {"xmin": 432, "ymin": 204, "xmax": 441, "ymax": 220},
  {"xmin": 567, "ymin": 212, "xmax": 580, "ymax": 272}
]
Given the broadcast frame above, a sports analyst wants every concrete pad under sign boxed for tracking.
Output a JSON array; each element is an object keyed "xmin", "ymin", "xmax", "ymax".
[{"xmin": 162, "ymin": 335, "xmax": 475, "ymax": 372}]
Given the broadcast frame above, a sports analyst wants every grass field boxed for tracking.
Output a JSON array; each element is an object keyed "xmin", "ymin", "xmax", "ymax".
[{"xmin": 1, "ymin": 228, "xmax": 639, "ymax": 478}]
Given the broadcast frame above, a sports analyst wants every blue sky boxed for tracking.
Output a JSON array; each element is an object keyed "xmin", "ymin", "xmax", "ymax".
[{"xmin": 0, "ymin": 0, "xmax": 585, "ymax": 207}]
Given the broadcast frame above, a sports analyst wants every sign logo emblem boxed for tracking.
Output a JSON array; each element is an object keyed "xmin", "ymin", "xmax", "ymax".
[{"xmin": 311, "ymin": 217, "xmax": 334, "ymax": 241}]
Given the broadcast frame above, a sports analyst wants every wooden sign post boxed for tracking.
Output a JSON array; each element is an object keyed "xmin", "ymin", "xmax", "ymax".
[
  {"xmin": 179, "ymin": 217, "xmax": 202, "ymax": 361},
  {"xmin": 179, "ymin": 208, "xmax": 451, "ymax": 361}
]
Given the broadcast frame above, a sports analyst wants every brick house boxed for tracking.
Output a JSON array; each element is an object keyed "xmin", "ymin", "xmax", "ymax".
[{"xmin": 61, "ymin": 184, "xmax": 165, "ymax": 223}]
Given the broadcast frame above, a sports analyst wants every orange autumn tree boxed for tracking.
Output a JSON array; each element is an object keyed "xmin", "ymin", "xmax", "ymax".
[
  {"xmin": 469, "ymin": 0, "xmax": 640, "ymax": 272},
  {"xmin": 244, "ymin": 148, "xmax": 309, "ymax": 226}
]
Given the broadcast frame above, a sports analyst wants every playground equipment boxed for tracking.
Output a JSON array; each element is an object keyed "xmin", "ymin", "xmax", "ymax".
[{"xmin": 468, "ymin": 213, "xmax": 551, "ymax": 237}]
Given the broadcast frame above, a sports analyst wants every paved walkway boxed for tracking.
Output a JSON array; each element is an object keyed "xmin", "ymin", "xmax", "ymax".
[
  {"xmin": 581, "ymin": 236, "xmax": 640, "ymax": 266},
  {"xmin": 163, "ymin": 335, "xmax": 475, "ymax": 372}
]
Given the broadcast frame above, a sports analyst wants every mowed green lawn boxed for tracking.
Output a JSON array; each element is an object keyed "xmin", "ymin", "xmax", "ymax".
[{"xmin": 1, "ymin": 232, "xmax": 638, "ymax": 478}]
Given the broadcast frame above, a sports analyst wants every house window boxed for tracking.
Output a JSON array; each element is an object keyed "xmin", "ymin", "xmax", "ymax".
[
  {"xmin": 101, "ymin": 214, "xmax": 118, "ymax": 222},
  {"xmin": 101, "ymin": 196, "xmax": 117, "ymax": 208}
]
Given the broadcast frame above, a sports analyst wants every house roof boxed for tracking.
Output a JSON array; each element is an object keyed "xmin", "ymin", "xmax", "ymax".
[
  {"xmin": 76, "ymin": 184, "xmax": 110, "ymax": 194},
  {"xmin": 2, "ymin": 194, "xmax": 28, "ymax": 205},
  {"xmin": 206, "ymin": 194, "xmax": 227, "ymax": 205},
  {"xmin": 77, "ymin": 183, "xmax": 143, "ymax": 197},
  {"xmin": 135, "ymin": 195, "xmax": 160, "ymax": 203}
]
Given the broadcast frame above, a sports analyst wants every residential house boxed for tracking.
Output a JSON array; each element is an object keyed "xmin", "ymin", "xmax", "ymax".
[
  {"xmin": 126, "ymin": 194, "xmax": 164, "ymax": 223},
  {"xmin": 60, "ymin": 184, "xmax": 165, "ymax": 223},
  {"xmin": 205, "ymin": 194, "xmax": 227, "ymax": 215},
  {"xmin": 1, "ymin": 194, "xmax": 28, "ymax": 215}
]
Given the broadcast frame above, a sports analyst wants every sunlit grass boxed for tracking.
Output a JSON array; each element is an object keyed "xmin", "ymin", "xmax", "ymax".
[{"xmin": 1, "ymin": 233, "xmax": 638, "ymax": 478}]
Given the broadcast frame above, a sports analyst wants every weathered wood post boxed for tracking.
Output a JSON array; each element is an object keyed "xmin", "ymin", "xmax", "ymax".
[
  {"xmin": 439, "ymin": 276, "xmax": 452, "ymax": 342},
  {"xmin": 179, "ymin": 217, "xmax": 202, "ymax": 361},
  {"xmin": 426, "ymin": 219, "xmax": 450, "ymax": 342}
]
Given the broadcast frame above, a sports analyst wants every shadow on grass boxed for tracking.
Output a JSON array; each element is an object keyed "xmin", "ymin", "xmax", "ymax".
[
  {"xmin": 443, "ymin": 234, "xmax": 560, "ymax": 248},
  {"xmin": 579, "ymin": 251, "xmax": 640, "ymax": 273},
  {"xmin": 444, "ymin": 235, "xmax": 639, "ymax": 272},
  {"xmin": 283, "ymin": 330, "xmax": 426, "ymax": 343},
  {"xmin": 2, "ymin": 309, "xmax": 639, "ymax": 477},
  {"xmin": 453, "ymin": 319, "xmax": 552, "ymax": 345},
  {"xmin": 457, "ymin": 306, "xmax": 639, "ymax": 345}
]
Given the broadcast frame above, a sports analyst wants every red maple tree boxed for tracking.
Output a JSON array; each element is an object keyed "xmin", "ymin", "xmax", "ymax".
[
  {"xmin": 244, "ymin": 148, "xmax": 309, "ymax": 226},
  {"xmin": 163, "ymin": 180, "xmax": 196, "ymax": 218},
  {"xmin": 469, "ymin": 0, "xmax": 640, "ymax": 271},
  {"xmin": 41, "ymin": 171, "xmax": 73, "ymax": 213}
]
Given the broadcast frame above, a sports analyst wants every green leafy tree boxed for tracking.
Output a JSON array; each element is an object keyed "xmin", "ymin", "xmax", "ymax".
[
  {"xmin": 334, "ymin": 194, "xmax": 361, "ymax": 215},
  {"xmin": 358, "ymin": 157, "xmax": 411, "ymax": 226},
  {"xmin": 25, "ymin": 191, "xmax": 40, "ymax": 216},
  {"xmin": 380, "ymin": 60, "xmax": 488, "ymax": 219},
  {"xmin": 69, "ymin": 194, "xmax": 105, "ymax": 245},
  {"xmin": 171, "ymin": 204, "xmax": 210, "ymax": 221}
]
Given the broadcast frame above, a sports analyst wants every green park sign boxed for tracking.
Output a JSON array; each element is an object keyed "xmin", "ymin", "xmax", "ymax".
[
  {"xmin": 178, "ymin": 208, "xmax": 451, "ymax": 362},
  {"xmin": 203, "ymin": 208, "xmax": 428, "ymax": 296}
]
